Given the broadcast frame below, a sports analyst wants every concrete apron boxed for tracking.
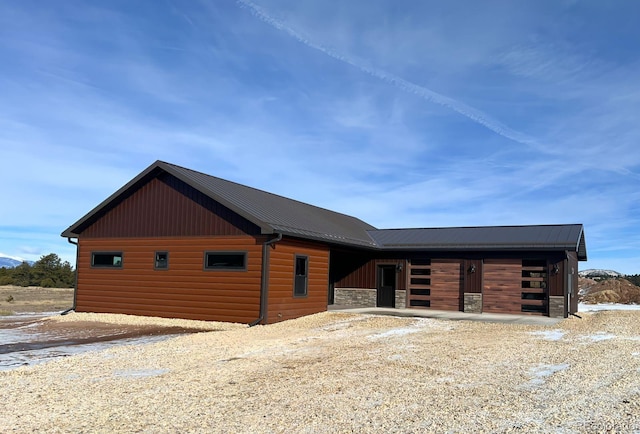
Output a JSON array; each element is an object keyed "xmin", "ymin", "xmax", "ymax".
[{"xmin": 328, "ymin": 305, "xmax": 563, "ymax": 326}]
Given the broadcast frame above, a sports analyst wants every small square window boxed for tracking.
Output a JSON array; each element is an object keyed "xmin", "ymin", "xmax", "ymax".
[
  {"xmin": 92, "ymin": 252, "xmax": 123, "ymax": 268},
  {"xmin": 155, "ymin": 251, "xmax": 169, "ymax": 270}
]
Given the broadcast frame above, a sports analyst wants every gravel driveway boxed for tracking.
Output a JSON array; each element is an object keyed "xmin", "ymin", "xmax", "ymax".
[{"xmin": 1, "ymin": 310, "xmax": 639, "ymax": 433}]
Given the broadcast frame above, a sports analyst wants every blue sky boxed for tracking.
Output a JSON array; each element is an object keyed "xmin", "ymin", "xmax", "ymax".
[{"xmin": 1, "ymin": 0, "xmax": 639, "ymax": 273}]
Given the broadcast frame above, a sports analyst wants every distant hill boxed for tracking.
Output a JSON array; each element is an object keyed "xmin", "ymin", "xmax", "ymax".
[
  {"xmin": 0, "ymin": 255, "xmax": 34, "ymax": 268},
  {"xmin": 579, "ymin": 277, "xmax": 640, "ymax": 304},
  {"xmin": 578, "ymin": 269, "xmax": 626, "ymax": 279}
]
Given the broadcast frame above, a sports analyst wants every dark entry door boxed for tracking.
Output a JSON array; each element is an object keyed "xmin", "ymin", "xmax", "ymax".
[{"xmin": 377, "ymin": 265, "xmax": 396, "ymax": 307}]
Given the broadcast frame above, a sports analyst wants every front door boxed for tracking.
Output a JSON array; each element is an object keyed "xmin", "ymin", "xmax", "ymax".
[{"xmin": 377, "ymin": 265, "xmax": 396, "ymax": 307}]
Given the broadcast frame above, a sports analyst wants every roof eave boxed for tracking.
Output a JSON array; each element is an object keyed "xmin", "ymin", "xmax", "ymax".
[
  {"xmin": 378, "ymin": 244, "xmax": 579, "ymax": 252},
  {"xmin": 59, "ymin": 161, "xmax": 164, "ymax": 238}
]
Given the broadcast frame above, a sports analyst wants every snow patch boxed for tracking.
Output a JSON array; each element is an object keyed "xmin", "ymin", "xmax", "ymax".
[
  {"xmin": 367, "ymin": 318, "xmax": 448, "ymax": 340},
  {"xmin": 369, "ymin": 327, "xmax": 421, "ymax": 339},
  {"xmin": 526, "ymin": 363, "xmax": 570, "ymax": 387},
  {"xmin": 578, "ymin": 303, "xmax": 640, "ymax": 312},
  {"xmin": 581, "ymin": 332, "xmax": 616, "ymax": 342},
  {"xmin": 579, "ymin": 269, "xmax": 625, "ymax": 278},
  {"xmin": 113, "ymin": 368, "xmax": 169, "ymax": 378},
  {"xmin": 529, "ymin": 329, "xmax": 565, "ymax": 341}
]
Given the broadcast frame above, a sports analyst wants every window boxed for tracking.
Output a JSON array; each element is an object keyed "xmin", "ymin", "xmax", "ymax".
[
  {"xmin": 204, "ymin": 251, "xmax": 247, "ymax": 270},
  {"xmin": 92, "ymin": 252, "xmax": 123, "ymax": 268},
  {"xmin": 155, "ymin": 251, "xmax": 169, "ymax": 270},
  {"xmin": 294, "ymin": 255, "xmax": 308, "ymax": 297}
]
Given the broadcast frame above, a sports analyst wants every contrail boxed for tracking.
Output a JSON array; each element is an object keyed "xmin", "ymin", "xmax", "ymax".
[{"xmin": 237, "ymin": 0, "xmax": 541, "ymax": 150}]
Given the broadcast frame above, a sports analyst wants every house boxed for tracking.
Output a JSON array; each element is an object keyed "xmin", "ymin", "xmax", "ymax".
[{"xmin": 61, "ymin": 161, "xmax": 587, "ymax": 324}]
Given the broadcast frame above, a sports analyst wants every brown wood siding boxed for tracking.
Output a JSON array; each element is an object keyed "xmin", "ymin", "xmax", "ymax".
[
  {"xmin": 483, "ymin": 259, "xmax": 523, "ymax": 314},
  {"xmin": 82, "ymin": 175, "xmax": 260, "ymax": 238},
  {"xmin": 267, "ymin": 238, "xmax": 329, "ymax": 323},
  {"xmin": 76, "ymin": 236, "xmax": 263, "ymax": 323},
  {"xmin": 430, "ymin": 259, "xmax": 463, "ymax": 311},
  {"xmin": 332, "ymin": 252, "xmax": 407, "ymax": 291},
  {"xmin": 463, "ymin": 259, "xmax": 483, "ymax": 294}
]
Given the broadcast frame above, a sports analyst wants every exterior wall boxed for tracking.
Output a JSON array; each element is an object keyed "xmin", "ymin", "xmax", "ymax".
[
  {"xmin": 76, "ymin": 236, "xmax": 263, "ymax": 323},
  {"xmin": 82, "ymin": 175, "xmax": 260, "ymax": 238},
  {"xmin": 266, "ymin": 238, "xmax": 329, "ymax": 323},
  {"xmin": 331, "ymin": 252, "xmax": 407, "ymax": 291},
  {"xmin": 463, "ymin": 259, "xmax": 483, "ymax": 293},
  {"xmin": 482, "ymin": 259, "xmax": 522, "ymax": 314},
  {"xmin": 430, "ymin": 259, "xmax": 463, "ymax": 310},
  {"xmin": 567, "ymin": 252, "xmax": 579, "ymax": 314},
  {"xmin": 334, "ymin": 288, "xmax": 377, "ymax": 307},
  {"xmin": 548, "ymin": 258, "xmax": 565, "ymax": 297}
]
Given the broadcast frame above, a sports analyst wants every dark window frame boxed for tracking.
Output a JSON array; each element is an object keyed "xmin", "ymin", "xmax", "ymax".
[
  {"xmin": 204, "ymin": 251, "xmax": 248, "ymax": 271},
  {"xmin": 91, "ymin": 252, "xmax": 123, "ymax": 268},
  {"xmin": 154, "ymin": 251, "xmax": 169, "ymax": 270},
  {"xmin": 293, "ymin": 254, "xmax": 309, "ymax": 297}
]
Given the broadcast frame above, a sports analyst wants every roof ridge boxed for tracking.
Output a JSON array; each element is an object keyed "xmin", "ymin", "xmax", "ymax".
[{"xmin": 160, "ymin": 160, "xmax": 376, "ymax": 227}]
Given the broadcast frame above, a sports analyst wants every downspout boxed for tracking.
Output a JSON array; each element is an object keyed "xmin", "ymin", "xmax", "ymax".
[
  {"xmin": 249, "ymin": 233, "xmax": 283, "ymax": 327},
  {"xmin": 61, "ymin": 237, "xmax": 79, "ymax": 315}
]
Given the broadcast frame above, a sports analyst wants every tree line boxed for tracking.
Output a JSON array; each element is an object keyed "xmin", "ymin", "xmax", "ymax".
[
  {"xmin": 0, "ymin": 253, "xmax": 75, "ymax": 288},
  {"xmin": 626, "ymin": 274, "xmax": 640, "ymax": 287}
]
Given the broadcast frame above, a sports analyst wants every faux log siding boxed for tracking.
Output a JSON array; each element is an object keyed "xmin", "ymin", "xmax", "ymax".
[
  {"xmin": 76, "ymin": 236, "xmax": 264, "ymax": 323},
  {"xmin": 430, "ymin": 259, "xmax": 463, "ymax": 311},
  {"xmin": 82, "ymin": 176, "xmax": 260, "ymax": 238},
  {"xmin": 333, "ymin": 256, "xmax": 407, "ymax": 291},
  {"xmin": 482, "ymin": 259, "xmax": 522, "ymax": 314},
  {"xmin": 267, "ymin": 239, "xmax": 329, "ymax": 323}
]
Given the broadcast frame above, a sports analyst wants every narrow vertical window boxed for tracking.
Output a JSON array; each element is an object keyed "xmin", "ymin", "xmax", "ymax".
[
  {"xmin": 294, "ymin": 255, "xmax": 308, "ymax": 297},
  {"xmin": 155, "ymin": 251, "xmax": 169, "ymax": 270}
]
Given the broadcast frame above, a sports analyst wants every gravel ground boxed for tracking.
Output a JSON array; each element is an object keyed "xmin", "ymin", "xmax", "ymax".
[{"xmin": 1, "ymin": 310, "xmax": 639, "ymax": 433}]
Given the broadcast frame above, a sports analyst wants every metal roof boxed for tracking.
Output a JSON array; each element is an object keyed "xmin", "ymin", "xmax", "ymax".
[
  {"xmin": 368, "ymin": 224, "xmax": 587, "ymax": 260},
  {"xmin": 61, "ymin": 160, "xmax": 587, "ymax": 259},
  {"xmin": 61, "ymin": 160, "xmax": 378, "ymax": 247}
]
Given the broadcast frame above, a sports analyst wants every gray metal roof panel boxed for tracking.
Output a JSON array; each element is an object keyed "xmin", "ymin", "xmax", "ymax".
[
  {"xmin": 368, "ymin": 224, "xmax": 586, "ymax": 257},
  {"xmin": 147, "ymin": 161, "xmax": 378, "ymax": 246},
  {"xmin": 61, "ymin": 161, "xmax": 586, "ymax": 259},
  {"xmin": 62, "ymin": 161, "xmax": 379, "ymax": 245}
]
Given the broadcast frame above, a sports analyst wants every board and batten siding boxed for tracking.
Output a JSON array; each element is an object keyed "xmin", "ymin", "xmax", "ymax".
[
  {"xmin": 81, "ymin": 175, "xmax": 261, "ymax": 238},
  {"xmin": 332, "ymin": 255, "xmax": 407, "ymax": 291},
  {"xmin": 76, "ymin": 236, "xmax": 264, "ymax": 323},
  {"xmin": 266, "ymin": 238, "xmax": 329, "ymax": 323}
]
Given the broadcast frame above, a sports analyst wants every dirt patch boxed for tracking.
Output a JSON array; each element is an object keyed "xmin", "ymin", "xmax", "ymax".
[
  {"xmin": 0, "ymin": 316, "xmax": 206, "ymax": 354},
  {"xmin": 0, "ymin": 285, "xmax": 73, "ymax": 315}
]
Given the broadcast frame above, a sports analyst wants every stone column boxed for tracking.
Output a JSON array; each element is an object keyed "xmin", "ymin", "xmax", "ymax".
[
  {"xmin": 463, "ymin": 293, "xmax": 482, "ymax": 313},
  {"xmin": 395, "ymin": 290, "xmax": 406, "ymax": 309},
  {"xmin": 548, "ymin": 296, "xmax": 566, "ymax": 318}
]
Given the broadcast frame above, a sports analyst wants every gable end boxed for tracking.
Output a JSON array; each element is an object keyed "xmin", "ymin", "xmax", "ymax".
[{"xmin": 79, "ymin": 173, "xmax": 261, "ymax": 238}]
